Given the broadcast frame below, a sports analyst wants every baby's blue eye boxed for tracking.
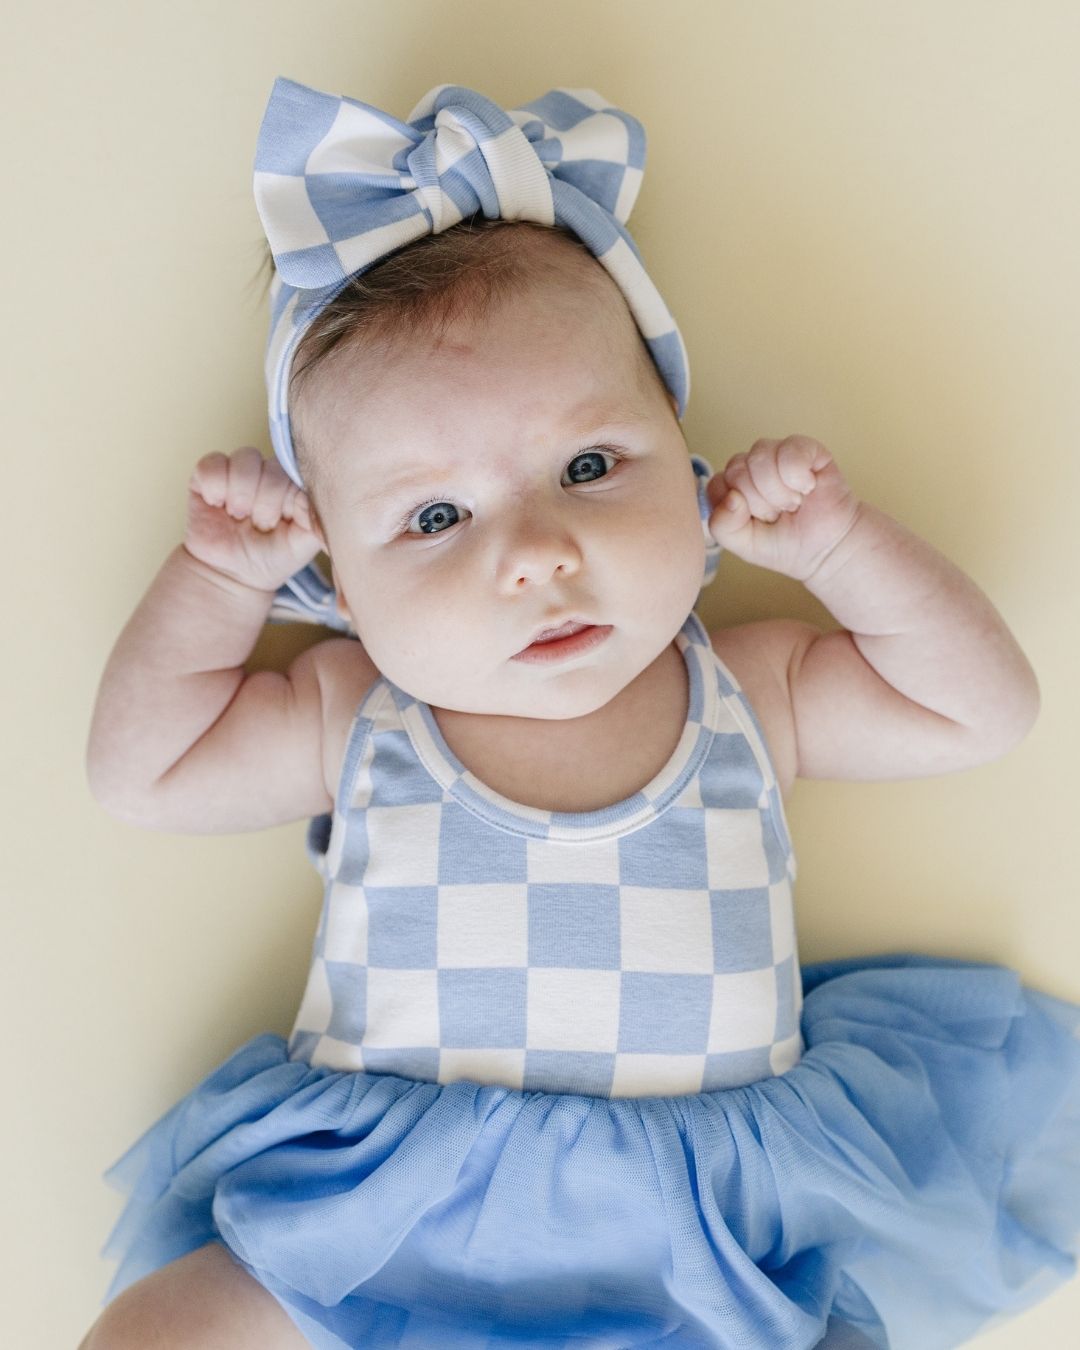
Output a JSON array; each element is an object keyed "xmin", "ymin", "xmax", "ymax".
[
  {"xmin": 414, "ymin": 501, "xmax": 461, "ymax": 535},
  {"xmin": 565, "ymin": 449, "xmax": 612, "ymax": 484},
  {"xmin": 401, "ymin": 448, "xmax": 620, "ymax": 536}
]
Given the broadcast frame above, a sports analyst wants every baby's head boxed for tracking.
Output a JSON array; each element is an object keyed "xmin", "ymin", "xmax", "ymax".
[{"xmin": 283, "ymin": 218, "xmax": 705, "ymax": 721}]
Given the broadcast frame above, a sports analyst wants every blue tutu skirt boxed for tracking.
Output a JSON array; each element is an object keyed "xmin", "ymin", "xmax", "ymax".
[{"xmin": 98, "ymin": 954, "xmax": 1080, "ymax": 1349}]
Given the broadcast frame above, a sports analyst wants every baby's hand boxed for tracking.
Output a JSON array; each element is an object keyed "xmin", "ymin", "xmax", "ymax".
[
  {"xmin": 184, "ymin": 446, "xmax": 324, "ymax": 592},
  {"xmin": 706, "ymin": 436, "xmax": 861, "ymax": 582}
]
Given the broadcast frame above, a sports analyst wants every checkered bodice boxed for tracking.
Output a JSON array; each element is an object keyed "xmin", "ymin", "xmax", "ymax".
[{"xmin": 288, "ymin": 609, "xmax": 803, "ymax": 1097}]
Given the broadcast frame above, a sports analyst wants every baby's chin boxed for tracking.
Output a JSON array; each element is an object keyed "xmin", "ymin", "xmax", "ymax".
[
  {"xmin": 431, "ymin": 686, "xmax": 622, "ymax": 723},
  {"xmin": 426, "ymin": 663, "xmax": 663, "ymax": 727}
]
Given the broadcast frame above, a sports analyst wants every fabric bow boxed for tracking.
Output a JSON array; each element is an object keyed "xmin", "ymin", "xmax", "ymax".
[{"xmin": 253, "ymin": 78, "xmax": 690, "ymax": 492}]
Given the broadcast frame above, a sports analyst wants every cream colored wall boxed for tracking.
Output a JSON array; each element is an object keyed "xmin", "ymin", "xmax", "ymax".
[{"xmin": 6, "ymin": 2, "xmax": 1076, "ymax": 1345}]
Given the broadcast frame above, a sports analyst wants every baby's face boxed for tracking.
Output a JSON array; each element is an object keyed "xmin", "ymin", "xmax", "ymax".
[{"xmin": 304, "ymin": 268, "xmax": 705, "ymax": 721}]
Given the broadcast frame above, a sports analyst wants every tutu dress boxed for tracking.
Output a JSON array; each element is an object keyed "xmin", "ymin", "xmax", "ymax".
[{"xmin": 97, "ymin": 587, "xmax": 1080, "ymax": 1349}]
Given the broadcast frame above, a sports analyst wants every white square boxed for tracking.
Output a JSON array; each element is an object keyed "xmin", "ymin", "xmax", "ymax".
[
  {"xmin": 437, "ymin": 885, "xmax": 528, "ymax": 967},
  {"xmin": 770, "ymin": 1031, "xmax": 803, "ymax": 1076},
  {"xmin": 527, "ymin": 835, "xmax": 620, "ymax": 885},
  {"xmin": 253, "ymin": 171, "xmax": 327, "ymax": 251},
  {"xmin": 705, "ymin": 809, "xmax": 770, "ymax": 889},
  {"xmin": 311, "ymin": 100, "xmax": 414, "ymax": 176},
  {"xmin": 768, "ymin": 881, "xmax": 796, "ymax": 964},
  {"xmin": 707, "ymin": 968, "xmax": 778, "ymax": 1053},
  {"xmin": 527, "ymin": 969, "xmax": 620, "ymax": 1051},
  {"xmin": 322, "ymin": 882, "xmax": 368, "ymax": 964},
  {"xmin": 613, "ymin": 165, "xmax": 643, "ymax": 226},
  {"xmin": 291, "ymin": 957, "xmax": 332, "ymax": 1034},
  {"xmin": 310, "ymin": 1034, "xmax": 365, "ymax": 1073},
  {"xmin": 619, "ymin": 888, "xmax": 714, "ymax": 973},
  {"xmin": 611, "ymin": 1054, "xmax": 705, "ymax": 1098},
  {"xmin": 438, "ymin": 1048, "xmax": 526, "ymax": 1090},
  {"xmin": 363, "ymin": 968, "xmax": 440, "ymax": 1048},
  {"xmin": 362, "ymin": 803, "xmax": 444, "ymax": 887}
]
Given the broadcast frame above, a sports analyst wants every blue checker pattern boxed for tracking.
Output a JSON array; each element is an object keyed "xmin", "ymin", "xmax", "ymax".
[{"xmin": 289, "ymin": 608, "xmax": 804, "ymax": 1097}]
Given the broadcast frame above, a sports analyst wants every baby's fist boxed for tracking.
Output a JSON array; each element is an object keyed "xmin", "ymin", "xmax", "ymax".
[
  {"xmin": 184, "ymin": 446, "xmax": 323, "ymax": 592},
  {"xmin": 707, "ymin": 436, "xmax": 860, "ymax": 581}
]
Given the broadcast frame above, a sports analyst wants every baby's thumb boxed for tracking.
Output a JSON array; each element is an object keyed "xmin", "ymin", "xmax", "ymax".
[{"xmin": 707, "ymin": 486, "xmax": 751, "ymax": 544}]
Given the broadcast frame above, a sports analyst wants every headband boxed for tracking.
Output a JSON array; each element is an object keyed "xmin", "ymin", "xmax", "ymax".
[{"xmin": 252, "ymin": 77, "xmax": 717, "ymax": 631}]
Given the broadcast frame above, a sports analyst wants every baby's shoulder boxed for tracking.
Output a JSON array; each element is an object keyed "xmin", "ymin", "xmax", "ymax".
[
  {"xmin": 707, "ymin": 619, "xmax": 818, "ymax": 800},
  {"xmin": 311, "ymin": 637, "xmax": 383, "ymax": 807}
]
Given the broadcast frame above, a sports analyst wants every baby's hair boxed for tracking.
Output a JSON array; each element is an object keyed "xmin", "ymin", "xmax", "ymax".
[{"xmin": 255, "ymin": 217, "xmax": 664, "ymax": 522}]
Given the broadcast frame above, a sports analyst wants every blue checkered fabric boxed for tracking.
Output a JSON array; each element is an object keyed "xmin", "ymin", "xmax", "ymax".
[
  {"xmin": 253, "ymin": 77, "xmax": 691, "ymax": 492},
  {"xmin": 287, "ymin": 608, "xmax": 803, "ymax": 1098}
]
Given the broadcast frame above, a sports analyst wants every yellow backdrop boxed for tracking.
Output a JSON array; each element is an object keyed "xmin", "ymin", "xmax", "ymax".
[{"xmin": 6, "ymin": 3, "xmax": 1077, "ymax": 1345}]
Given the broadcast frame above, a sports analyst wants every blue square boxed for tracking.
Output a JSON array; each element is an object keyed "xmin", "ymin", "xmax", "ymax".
[
  {"xmin": 439, "ymin": 968, "xmax": 527, "ymax": 1048},
  {"xmin": 619, "ymin": 972, "xmax": 712, "ymax": 1053},
  {"xmin": 334, "ymin": 808, "xmax": 370, "ymax": 886},
  {"xmin": 527, "ymin": 885, "xmax": 621, "ymax": 969},
  {"xmin": 523, "ymin": 1050, "xmax": 615, "ymax": 1096},
  {"xmin": 366, "ymin": 887, "xmax": 438, "ymax": 967},
  {"xmin": 618, "ymin": 807, "xmax": 708, "ymax": 888},
  {"xmin": 438, "ymin": 801, "xmax": 528, "ymax": 884},
  {"xmin": 698, "ymin": 733, "xmax": 762, "ymax": 808},
  {"xmin": 702, "ymin": 1046, "xmax": 773, "ymax": 1090},
  {"xmin": 775, "ymin": 955, "xmax": 797, "ymax": 1039},
  {"xmin": 325, "ymin": 961, "xmax": 368, "ymax": 1043},
  {"xmin": 710, "ymin": 889, "xmax": 775, "ymax": 973},
  {"xmin": 369, "ymin": 729, "xmax": 445, "ymax": 807}
]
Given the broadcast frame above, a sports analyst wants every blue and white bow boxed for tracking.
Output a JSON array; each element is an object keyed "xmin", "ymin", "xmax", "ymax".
[{"xmin": 252, "ymin": 77, "xmax": 715, "ymax": 630}]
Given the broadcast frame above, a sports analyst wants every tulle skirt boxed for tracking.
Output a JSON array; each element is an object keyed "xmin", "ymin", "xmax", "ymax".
[{"xmin": 98, "ymin": 954, "xmax": 1080, "ymax": 1349}]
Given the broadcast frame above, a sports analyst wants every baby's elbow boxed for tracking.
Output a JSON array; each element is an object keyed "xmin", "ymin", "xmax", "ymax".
[
  {"xmin": 1013, "ymin": 675, "xmax": 1042, "ymax": 747},
  {"xmin": 980, "ymin": 668, "xmax": 1042, "ymax": 762}
]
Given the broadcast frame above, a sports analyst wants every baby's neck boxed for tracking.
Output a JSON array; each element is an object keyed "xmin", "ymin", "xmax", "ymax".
[{"xmin": 429, "ymin": 641, "xmax": 688, "ymax": 814}]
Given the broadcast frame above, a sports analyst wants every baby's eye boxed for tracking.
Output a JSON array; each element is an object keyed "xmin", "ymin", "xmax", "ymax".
[
  {"xmin": 565, "ymin": 449, "xmax": 614, "ymax": 484},
  {"xmin": 399, "ymin": 447, "xmax": 622, "ymax": 536},
  {"xmin": 409, "ymin": 500, "xmax": 462, "ymax": 536}
]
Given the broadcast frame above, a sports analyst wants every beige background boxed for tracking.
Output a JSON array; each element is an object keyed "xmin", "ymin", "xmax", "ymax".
[{"xmin": 5, "ymin": 2, "xmax": 1077, "ymax": 1345}]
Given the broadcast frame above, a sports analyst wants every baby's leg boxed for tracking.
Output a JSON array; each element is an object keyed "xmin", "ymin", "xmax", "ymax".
[{"xmin": 78, "ymin": 1241, "xmax": 311, "ymax": 1349}]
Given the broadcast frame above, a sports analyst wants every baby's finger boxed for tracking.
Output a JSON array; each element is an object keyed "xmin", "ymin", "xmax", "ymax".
[
  {"xmin": 708, "ymin": 485, "xmax": 752, "ymax": 540},
  {"xmin": 725, "ymin": 453, "xmax": 781, "ymax": 522},
  {"xmin": 282, "ymin": 481, "xmax": 312, "ymax": 527},
  {"xmin": 190, "ymin": 451, "xmax": 230, "ymax": 506},
  {"xmin": 223, "ymin": 446, "xmax": 266, "ymax": 520},
  {"xmin": 746, "ymin": 440, "xmax": 802, "ymax": 514},
  {"xmin": 249, "ymin": 457, "xmax": 293, "ymax": 532},
  {"xmin": 776, "ymin": 437, "xmax": 825, "ymax": 494}
]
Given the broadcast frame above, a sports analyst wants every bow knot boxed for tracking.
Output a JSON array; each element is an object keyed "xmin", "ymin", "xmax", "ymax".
[{"xmin": 255, "ymin": 80, "xmax": 641, "ymax": 293}]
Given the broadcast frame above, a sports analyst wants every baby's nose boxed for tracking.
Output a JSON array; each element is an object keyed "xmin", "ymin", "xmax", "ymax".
[{"xmin": 501, "ymin": 504, "xmax": 583, "ymax": 584}]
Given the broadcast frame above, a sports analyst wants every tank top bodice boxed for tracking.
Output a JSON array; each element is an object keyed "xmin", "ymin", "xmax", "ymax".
[{"xmin": 288, "ymin": 609, "xmax": 803, "ymax": 1097}]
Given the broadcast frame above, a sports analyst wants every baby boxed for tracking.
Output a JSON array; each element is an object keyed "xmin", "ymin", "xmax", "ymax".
[
  {"xmin": 87, "ymin": 216, "xmax": 1039, "ymax": 836},
  {"xmin": 83, "ymin": 80, "xmax": 1080, "ymax": 1350}
]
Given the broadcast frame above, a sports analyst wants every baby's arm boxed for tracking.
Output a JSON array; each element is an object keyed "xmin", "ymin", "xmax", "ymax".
[
  {"xmin": 709, "ymin": 437, "xmax": 1040, "ymax": 779},
  {"xmin": 86, "ymin": 447, "xmax": 337, "ymax": 832}
]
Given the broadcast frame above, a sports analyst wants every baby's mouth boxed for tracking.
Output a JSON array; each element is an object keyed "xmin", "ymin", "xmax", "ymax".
[{"xmin": 530, "ymin": 620, "xmax": 590, "ymax": 644}]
